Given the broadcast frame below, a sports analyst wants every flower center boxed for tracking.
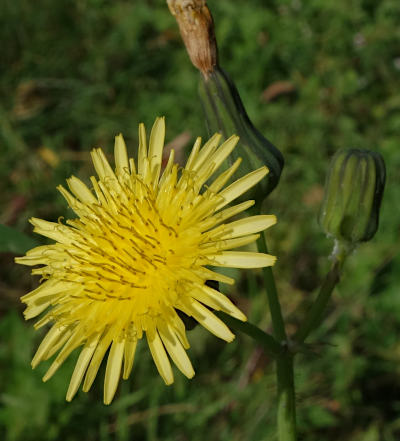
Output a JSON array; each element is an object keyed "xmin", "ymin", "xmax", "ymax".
[{"xmin": 64, "ymin": 180, "xmax": 202, "ymax": 315}]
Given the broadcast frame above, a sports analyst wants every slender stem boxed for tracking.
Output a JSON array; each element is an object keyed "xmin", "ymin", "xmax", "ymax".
[
  {"xmin": 257, "ymin": 232, "xmax": 297, "ymax": 440},
  {"xmin": 257, "ymin": 232, "xmax": 287, "ymax": 342},
  {"xmin": 215, "ymin": 311, "xmax": 281, "ymax": 357},
  {"xmin": 294, "ymin": 259, "xmax": 342, "ymax": 344},
  {"xmin": 276, "ymin": 353, "xmax": 297, "ymax": 441}
]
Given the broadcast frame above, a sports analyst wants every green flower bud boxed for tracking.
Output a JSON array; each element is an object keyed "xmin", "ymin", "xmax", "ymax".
[
  {"xmin": 319, "ymin": 149, "xmax": 386, "ymax": 246},
  {"xmin": 199, "ymin": 67, "xmax": 284, "ymax": 196}
]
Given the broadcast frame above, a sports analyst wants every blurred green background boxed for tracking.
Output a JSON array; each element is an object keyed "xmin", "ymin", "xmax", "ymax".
[{"xmin": 1, "ymin": 0, "xmax": 400, "ymax": 440}]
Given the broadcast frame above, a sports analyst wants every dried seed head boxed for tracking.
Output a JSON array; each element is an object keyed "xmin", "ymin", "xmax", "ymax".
[{"xmin": 167, "ymin": 0, "xmax": 218, "ymax": 75}]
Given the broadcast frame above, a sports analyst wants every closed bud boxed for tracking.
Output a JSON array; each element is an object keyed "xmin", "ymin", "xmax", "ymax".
[
  {"xmin": 199, "ymin": 67, "xmax": 284, "ymax": 196},
  {"xmin": 319, "ymin": 149, "xmax": 386, "ymax": 246}
]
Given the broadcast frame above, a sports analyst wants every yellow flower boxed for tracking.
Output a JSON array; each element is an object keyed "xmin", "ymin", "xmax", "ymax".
[{"xmin": 16, "ymin": 118, "xmax": 276, "ymax": 404}]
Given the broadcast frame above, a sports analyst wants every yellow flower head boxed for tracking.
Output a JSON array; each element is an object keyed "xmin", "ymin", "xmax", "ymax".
[{"xmin": 16, "ymin": 118, "xmax": 276, "ymax": 404}]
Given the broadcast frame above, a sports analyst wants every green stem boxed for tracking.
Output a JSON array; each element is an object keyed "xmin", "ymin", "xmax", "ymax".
[
  {"xmin": 257, "ymin": 232, "xmax": 297, "ymax": 440},
  {"xmin": 276, "ymin": 352, "xmax": 297, "ymax": 441},
  {"xmin": 257, "ymin": 232, "xmax": 287, "ymax": 342},
  {"xmin": 294, "ymin": 259, "xmax": 342, "ymax": 344},
  {"xmin": 215, "ymin": 311, "xmax": 281, "ymax": 357}
]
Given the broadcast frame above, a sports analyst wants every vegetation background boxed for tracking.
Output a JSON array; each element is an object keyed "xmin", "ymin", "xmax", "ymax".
[{"xmin": 1, "ymin": 0, "xmax": 400, "ymax": 440}]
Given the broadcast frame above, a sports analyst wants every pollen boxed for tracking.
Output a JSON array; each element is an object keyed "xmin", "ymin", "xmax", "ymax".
[{"xmin": 16, "ymin": 117, "xmax": 277, "ymax": 404}]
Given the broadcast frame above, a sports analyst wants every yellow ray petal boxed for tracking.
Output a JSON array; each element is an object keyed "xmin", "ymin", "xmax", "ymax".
[
  {"xmin": 57, "ymin": 185, "xmax": 86, "ymax": 214},
  {"xmin": 66, "ymin": 333, "xmax": 101, "ymax": 402},
  {"xmin": 158, "ymin": 149, "xmax": 175, "ymax": 189},
  {"xmin": 198, "ymin": 200, "xmax": 255, "ymax": 232},
  {"xmin": 83, "ymin": 328, "xmax": 114, "ymax": 392},
  {"xmin": 22, "ymin": 282, "xmax": 80, "ymax": 310},
  {"xmin": 42, "ymin": 328, "xmax": 85, "ymax": 382},
  {"xmin": 194, "ymin": 267, "xmax": 235, "ymax": 285},
  {"xmin": 216, "ymin": 166, "xmax": 269, "ymax": 210},
  {"xmin": 104, "ymin": 339, "xmax": 125, "ymax": 404},
  {"xmin": 91, "ymin": 148, "xmax": 116, "ymax": 182},
  {"xmin": 159, "ymin": 323, "xmax": 194, "ymax": 379},
  {"xmin": 67, "ymin": 175, "xmax": 97, "ymax": 204},
  {"xmin": 137, "ymin": 123, "xmax": 147, "ymax": 176},
  {"xmin": 29, "ymin": 218, "xmax": 73, "ymax": 245},
  {"xmin": 192, "ymin": 284, "xmax": 247, "ymax": 321},
  {"xmin": 24, "ymin": 301, "xmax": 51, "ymax": 320},
  {"xmin": 212, "ymin": 215, "xmax": 277, "ymax": 241},
  {"xmin": 89, "ymin": 177, "xmax": 107, "ymax": 206},
  {"xmin": 147, "ymin": 330, "xmax": 174, "ymax": 385},
  {"xmin": 43, "ymin": 328, "xmax": 73, "ymax": 361},
  {"xmin": 196, "ymin": 135, "xmax": 239, "ymax": 181},
  {"xmin": 129, "ymin": 157, "xmax": 136, "ymax": 175},
  {"xmin": 210, "ymin": 251, "xmax": 276, "ymax": 268},
  {"xmin": 213, "ymin": 233, "xmax": 260, "ymax": 251},
  {"xmin": 33, "ymin": 310, "xmax": 57, "ymax": 330},
  {"xmin": 148, "ymin": 117, "xmax": 165, "ymax": 184},
  {"xmin": 122, "ymin": 339, "xmax": 138, "ymax": 380},
  {"xmin": 191, "ymin": 133, "xmax": 221, "ymax": 172},
  {"xmin": 31, "ymin": 325, "xmax": 68, "ymax": 368},
  {"xmin": 114, "ymin": 134, "xmax": 129, "ymax": 177},
  {"xmin": 170, "ymin": 315, "xmax": 190, "ymax": 349},
  {"xmin": 15, "ymin": 245, "xmax": 49, "ymax": 267},
  {"xmin": 205, "ymin": 158, "xmax": 242, "ymax": 195},
  {"xmin": 184, "ymin": 136, "xmax": 202, "ymax": 171},
  {"xmin": 184, "ymin": 298, "xmax": 235, "ymax": 342}
]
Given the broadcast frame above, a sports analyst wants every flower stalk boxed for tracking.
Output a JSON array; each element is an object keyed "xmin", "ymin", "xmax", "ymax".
[
  {"xmin": 257, "ymin": 233, "xmax": 287, "ymax": 342},
  {"xmin": 276, "ymin": 353, "xmax": 297, "ymax": 441},
  {"xmin": 257, "ymin": 232, "xmax": 297, "ymax": 441},
  {"xmin": 294, "ymin": 258, "xmax": 343, "ymax": 344}
]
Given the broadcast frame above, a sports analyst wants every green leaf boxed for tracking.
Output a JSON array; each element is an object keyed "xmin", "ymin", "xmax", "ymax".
[{"xmin": 0, "ymin": 224, "xmax": 38, "ymax": 254}]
